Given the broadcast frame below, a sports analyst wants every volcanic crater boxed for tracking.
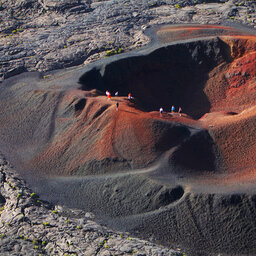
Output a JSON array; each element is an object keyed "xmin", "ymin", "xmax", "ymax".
[{"xmin": 0, "ymin": 25, "xmax": 256, "ymax": 256}]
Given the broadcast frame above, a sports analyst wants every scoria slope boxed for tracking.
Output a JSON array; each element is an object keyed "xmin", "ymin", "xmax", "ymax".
[{"xmin": 0, "ymin": 25, "xmax": 256, "ymax": 256}]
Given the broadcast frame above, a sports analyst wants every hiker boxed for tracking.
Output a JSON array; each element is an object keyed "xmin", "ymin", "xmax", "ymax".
[
  {"xmin": 116, "ymin": 102, "xmax": 119, "ymax": 111},
  {"xmin": 107, "ymin": 92, "xmax": 111, "ymax": 100},
  {"xmin": 171, "ymin": 105, "xmax": 175, "ymax": 113},
  {"xmin": 106, "ymin": 90, "xmax": 110, "ymax": 97},
  {"xmin": 115, "ymin": 91, "xmax": 119, "ymax": 96},
  {"xmin": 178, "ymin": 107, "xmax": 182, "ymax": 116},
  {"xmin": 128, "ymin": 93, "xmax": 132, "ymax": 99},
  {"xmin": 159, "ymin": 107, "xmax": 163, "ymax": 117}
]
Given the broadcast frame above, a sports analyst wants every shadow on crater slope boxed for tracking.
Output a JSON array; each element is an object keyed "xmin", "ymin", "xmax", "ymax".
[{"xmin": 80, "ymin": 37, "xmax": 231, "ymax": 119}]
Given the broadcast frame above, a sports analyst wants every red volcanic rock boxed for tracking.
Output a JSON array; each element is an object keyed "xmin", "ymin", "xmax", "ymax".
[
  {"xmin": 200, "ymin": 107, "xmax": 256, "ymax": 174},
  {"xmin": 199, "ymin": 35, "xmax": 256, "ymax": 177},
  {"xmin": 28, "ymin": 91, "xmax": 193, "ymax": 176},
  {"xmin": 0, "ymin": 25, "xmax": 255, "ymax": 181}
]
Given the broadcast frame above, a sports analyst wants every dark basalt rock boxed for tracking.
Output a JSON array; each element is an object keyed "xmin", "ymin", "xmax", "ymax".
[
  {"xmin": 0, "ymin": 193, "xmax": 5, "ymax": 206},
  {"xmin": 41, "ymin": 0, "xmax": 92, "ymax": 13}
]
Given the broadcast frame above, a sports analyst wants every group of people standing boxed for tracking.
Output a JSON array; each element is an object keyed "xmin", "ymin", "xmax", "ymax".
[
  {"xmin": 105, "ymin": 90, "xmax": 182, "ymax": 117},
  {"xmin": 160, "ymin": 106, "xmax": 182, "ymax": 117},
  {"xmin": 105, "ymin": 90, "xmax": 133, "ymax": 111},
  {"xmin": 105, "ymin": 90, "xmax": 132, "ymax": 100}
]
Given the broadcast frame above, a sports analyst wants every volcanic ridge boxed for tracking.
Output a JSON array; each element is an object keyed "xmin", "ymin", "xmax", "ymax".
[{"xmin": 0, "ymin": 24, "xmax": 256, "ymax": 256}]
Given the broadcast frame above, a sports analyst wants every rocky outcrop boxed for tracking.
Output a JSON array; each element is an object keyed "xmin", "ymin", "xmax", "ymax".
[{"xmin": 0, "ymin": 0, "xmax": 255, "ymax": 81}]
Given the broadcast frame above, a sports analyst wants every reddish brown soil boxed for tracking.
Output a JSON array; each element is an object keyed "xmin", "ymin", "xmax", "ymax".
[
  {"xmin": 0, "ymin": 25, "xmax": 255, "ymax": 187},
  {"xmin": 199, "ymin": 36, "xmax": 256, "ymax": 181},
  {"xmin": 27, "ymin": 92, "xmax": 195, "ymax": 176},
  {"xmin": 155, "ymin": 26, "xmax": 256, "ymax": 183},
  {"xmin": 20, "ymin": 28, "xmax": 255, "ymax": 185}
]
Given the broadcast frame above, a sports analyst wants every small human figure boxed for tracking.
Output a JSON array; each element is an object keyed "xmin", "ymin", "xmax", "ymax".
[
  {"xmin": 128, "ymin": 93, "xmax": 132, "ymax": 99},
  {"xmin": 107, "ymin": 93, "xmax": 111, "ymax": 100},
  {"xmin": 106, "ymin": 90, "xmax": 110, "ymax": 97},
  {"xmin": 178, "ymin": 107, "xmax": 182, "ymax": 116},
  {"xmin": 159, "ymin": 107, "xmax": 163, "ymax": 117},
  {"xmin": 171, "ymin": 105, "xmax": 175, "ymax": 113},
  {"xmin": 116, "ymin": 102, "xmax": 119, "ymax": 111},
  {"xmin": 115, "ymin": 91, "xmax": 119, "ymax": 96}
]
